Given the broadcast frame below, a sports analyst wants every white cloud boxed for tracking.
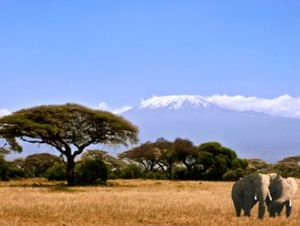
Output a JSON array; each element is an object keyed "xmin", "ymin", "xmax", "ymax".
[
  {"xmin": 206, "ymin": 94, "xmax": 300, "ymax": 118},
  {"xmin": 97, "ymin": 102, "xmax": 109, "ymax": 111},
  {"xmin": 140, "ymin": 94, "xmax": 300, "ymax": 119},
  {"xmin": 96, "ymin": 102, "xmax": 132, "ymax": 115},
  {"xmin": 0, "ymin": 109, "xmax": 11, "ymax": 117},
  {"xmin": 113, "ymin": 106, "xmax": 133, "ymax": 114}
]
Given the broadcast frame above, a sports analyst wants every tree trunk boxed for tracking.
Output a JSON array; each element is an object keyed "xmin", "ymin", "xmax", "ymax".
[
  {"xmin": 183, "ymin": 161, "xmax": 192, "ymax": 179},
  {"xmin": 168, "ymin": 163, "xmax": 173, "ymax": 180},
  {"xmin": 66, "ymin": 157, "xmax": 76, "ymax": 186}
]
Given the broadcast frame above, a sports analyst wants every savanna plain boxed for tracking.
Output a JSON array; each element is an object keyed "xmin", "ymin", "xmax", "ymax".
[{"xmin": 0, "ymin": 179, "xmax": 299, "ymax": 226}]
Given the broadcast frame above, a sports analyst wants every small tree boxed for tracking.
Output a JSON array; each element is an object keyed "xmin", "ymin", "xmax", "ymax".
[
  {"xmin": 119, "ymin": 142, "xmax": 160, "ymax": 173},
  {"xmin": 0, "ymin": 104, "xmax": 138, "ymax": 186},
  {"xmin": 173, "ymin": 138, "xmax": 198, "ymax": 178},
  {"xmin": 22, "ymin": 153, "xmax": 62, "ymax": 177}
]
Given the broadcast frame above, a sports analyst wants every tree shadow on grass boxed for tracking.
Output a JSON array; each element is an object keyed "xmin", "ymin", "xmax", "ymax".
[{"xmin": 1, "ymin": 179, "xmax": 113, "ymax": 192}]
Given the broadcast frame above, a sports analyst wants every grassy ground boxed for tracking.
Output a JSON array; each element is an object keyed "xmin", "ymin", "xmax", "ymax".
[{"xmin": 0, "ymin": 178, "xmax": 299, "ymax": 226}]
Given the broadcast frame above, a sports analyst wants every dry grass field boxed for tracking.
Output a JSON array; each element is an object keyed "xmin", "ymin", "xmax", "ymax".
[{"xmin": 0, "ymin": 178, "xmax": 299, "ymax": 226}]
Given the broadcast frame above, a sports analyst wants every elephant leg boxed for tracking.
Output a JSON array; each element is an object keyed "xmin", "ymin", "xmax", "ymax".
[
  {"xmin": 234, "ymin": 203, "xmax": 242, "ymax": 217},
  {"xmin": 286, "ymin": 202, "xmax": 292, "ymax": 218},
  {"xmin": 277, "ymin": 204, "xmax": 284, "ymax": 216},
  {"xmin": 269, "ymin": 205, "xmax": 276, "ymax": 217},
  {"xmin": 235, "ymin": 207, "xmax": 242, "ymax": 217},
  {"xmin": 243, "ymin": 202, "xmax": 252, "ymax": 217}
]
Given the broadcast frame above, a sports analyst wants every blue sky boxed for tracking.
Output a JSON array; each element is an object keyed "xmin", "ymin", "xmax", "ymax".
[{"xmin": 1, "ymin": 0, "xmax": 300, "ymax": 111}]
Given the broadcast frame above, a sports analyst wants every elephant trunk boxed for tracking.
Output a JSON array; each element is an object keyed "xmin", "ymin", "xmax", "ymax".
[
  {"xmin": 258, "ymin": 200, "xmax": 266, "ymax": 219},
  {"xmin": 256, "ymin": 189, "xmax": 270, "ymax": 219}
]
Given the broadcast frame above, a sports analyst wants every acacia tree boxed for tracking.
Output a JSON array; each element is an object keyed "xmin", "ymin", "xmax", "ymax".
[
  {"xmin": 173, "ymin": 138, "xmax": 198, "ymax": 177},
  {"xmin": 119, "ymin": 142, "xmax": 160, "ymax": 173},
  {"xmin": 154, "ymin": 139, "xmax": 176, "ymax": 179},
  {"xmin": 0, "ymin": 104, "xmax": 138, "ymax": 185}
]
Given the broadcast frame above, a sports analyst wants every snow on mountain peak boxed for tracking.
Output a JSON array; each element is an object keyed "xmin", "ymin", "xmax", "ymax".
[
  {"xmin": 139, "ymin": 94, "xmax": 300, "ymax": 119},
  {"xmin": 140, "ymin": 95, "xmax": 210, "ymax": 110}
]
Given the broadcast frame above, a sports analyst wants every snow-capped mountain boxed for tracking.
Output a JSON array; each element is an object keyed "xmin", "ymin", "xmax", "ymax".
[{"xmin": 122, "ymin": 95, "xmax": 300, "ymax": 162}]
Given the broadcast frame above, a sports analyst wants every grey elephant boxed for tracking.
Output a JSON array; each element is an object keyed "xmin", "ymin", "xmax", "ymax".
[
  {"xmin": 267, "ymin": 175, "xmax": 298, "ymax": 218},
  {"xmin": 231, "ymin": 173, "xmax": 272, "ymax": 219}
]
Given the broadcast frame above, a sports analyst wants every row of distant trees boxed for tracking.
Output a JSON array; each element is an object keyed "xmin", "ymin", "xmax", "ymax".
[
  {"xmin": 247, "ymin": 156, "xmax": 300, "ymax": 178},
  {"xmin": 120, "ymin": 139, "xmax": 248, "ymax": 180},
  {"xmin": 1, "ymin": 139, "xmax": 298, "ymax": 183}
]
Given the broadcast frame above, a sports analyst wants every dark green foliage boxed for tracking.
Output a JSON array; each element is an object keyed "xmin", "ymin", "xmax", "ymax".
[
  {"xmin": 75, "ymin": 158, "xmax": 108, "ymax": 184},
  {"xmin": 173, "ymin": 167, "xmax": 188, "ymax": 180},
  {"xmin": 0, "ymin": 155, "xmax": 26, "ymax": 180},
  {"xmin": 5, "ymin": 162, "xmax": 27, "ymax": 179},
  {"xmin": 119, "ymin": 164, "xmax": 143, "ymax": 179},
  {"xmin": 45, "ymin": 163, "xmax": 66, "ymax": 181},
  {"xmin": 222, "ymin": 170, "xmax": 237, "ymax": 181},
  {"xmin": 144, "ymin": 171, "xmax": 166, "ymax": 179},
  {"xmin": 21, "ymin": 153, "xmax": 62, "ymax": 177},
  {"xmin": 120, "ymin": 139, "xmax": 247, "ymax": 181},
  {"xmin": 196, "ymin": 142, "xmax": 247, "ymax": 180},
  {"xmin": 232, "ymin": 158, "xmax": 248, "ymax": 170},
  {"xmin": 82, "ymin": 150, "xmax": 126, "ymax": 179},
  {"xmin": 222, "ymin": 168, "xmax": 245, "ymax": 181}
]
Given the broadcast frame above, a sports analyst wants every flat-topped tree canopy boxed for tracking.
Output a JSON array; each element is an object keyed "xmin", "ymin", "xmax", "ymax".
[{"xmin": 0, "ymin": 103, "xmax": 138, "ymax": 185}]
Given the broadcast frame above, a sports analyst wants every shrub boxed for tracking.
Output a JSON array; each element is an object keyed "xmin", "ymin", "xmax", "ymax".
[
  {"xmin": 75, "ymin": 158, "xmax": 108, "ymax": 184},
  {"xmin": 119, "ymin": 164, "xmax": 143, "ymax": 179},
  {"xmin": 6, "ymin": 162, "xmax": 27, "ymax": 179},
  {"xmin": 0, "ymin": 159, "xmax": 26, "ymax": 180},
  {"xmin": 21, "ymin": 153, "xmax": 63, "ymax": 177},
  {"xmin": 45, "ymin": 163, "xmax": 66, "ymax": 181},
  {"xmin": 144, "ymin": 171, "xmax": 166, "ymax": 180},
  {"xmin": 173, "ymin": 168, "xmax": 188, "ymax": 180},
  {"xmin": 222, "ymin": 170, "xmax": 237, "ymax": 181},
  {"xmin": 223, "ymin": 168, "xmax": 245, "ymax": 181},
  {"xmin": 273, "ymin": 162, "xmax": 300, "ymax": 178}
]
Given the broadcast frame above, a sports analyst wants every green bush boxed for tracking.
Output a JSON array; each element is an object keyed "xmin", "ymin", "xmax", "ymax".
[
  {"xmin": 222, "ymin": 168, "xmax": 245, "ymax": 181},
  {"xmin": 119, "ymin": 164, "xmax": 143, "ymax": 179},
  {"xmin": 173, "ymin": 168, "xmax": 188, "ymax": 180},
  {"xmin": 75, "ymin": 158, "xmax": 108, "ymax": 184},
  {"xmin": 6, "ymin": 163, "xmax": 27, "ymax": 179},
  {"xmin": 45, "ymin": 163, "xmax": 66, "ymax": 181},
  {"xmin": 0, "ymin": 159, "xmax": 27, "ymax": 180},
  {"xmin": 144, "ymin": 171, "xmax": 166, "ymax": 180},
  {"xmin": 273, "ymin": 162, "xmax": 300, "ymax": 178},
  {"xmin": 222, "ymin": 170, "xmax": 237, "ymax": 181},
  {"xmin": 22, "ymin": 153, "xmax": 63, "ymax": 177}
]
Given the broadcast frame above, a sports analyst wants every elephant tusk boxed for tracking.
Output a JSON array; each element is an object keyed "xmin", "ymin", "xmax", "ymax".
[
  {"xmin": 254, "ymin": 195, "xmax": 257, "ymax": 201},
  {"xmin": 289, "ymin": 199, "xmax": 292, "ymax": 207},
  {"xmin": 268, "ymin": 194, "xmax": 272, "ymax": 201}
]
